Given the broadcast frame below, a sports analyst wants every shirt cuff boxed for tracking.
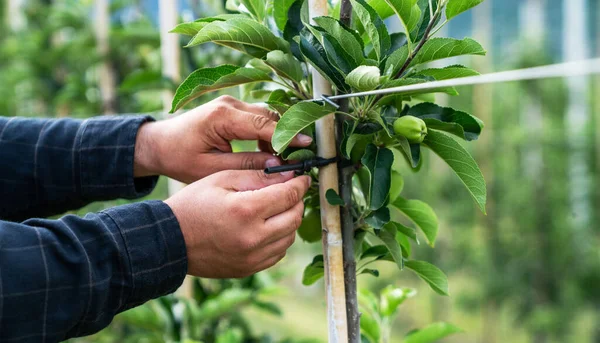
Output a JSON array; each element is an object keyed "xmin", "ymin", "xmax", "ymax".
[
  {"xmin": 102, "ymin": 200, "xmax": 188, "ymax": 307},
  {"xmin": 78, "ymin": 115, "xmax": 159, "ymax": 201}
]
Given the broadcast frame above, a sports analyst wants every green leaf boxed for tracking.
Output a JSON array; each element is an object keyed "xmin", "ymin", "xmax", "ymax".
[
  {"xmin": 302, "ymin": 255, "xmax": 324, "ymax": 285},
  {"xmin": 383, "ymin": 0, "xmax": 421, "ymax": 42},
  {"xmin": 414, "ymin": 65, "xmax": 480, "ymax": 80},
  {"xmin": 411, "ymin": 0, "xmax": 439, "ymax": 42},
  {"xmin": 410, "ymin": 103, "xmax": 484, "ymax": 141},
  {"xmin": 396, "ymin": 230, "xmax": 412, "ymax": 257},
  {"xmin": 424, "ymin": 129, "xmax": 487, "ymax": 213},
  {"xmin": 265, "ymin": 50, "xmax": 304, "ymax": 83},
  {"xmin": 392, "ymin": 197, "xmax": 438, "ymax": 246},
  {"xmin": 272, "ymin": 101, "xmax": 335, "ymax": 153},
  {"xmin": 266, "ymin": 89, "xmax": 293, "ymax": 114},
  {"xmin": 170, "ymin": 16, "xmax": 246, "ymax": 36},
  {"xmin": 346, "ymin": 66, "xmax": 382, "ymax": 91},
  {"xmin": 351, "ymin": 0, "xmax": 391, "ymax": 61},
  {"xmin": 171, "ymin": 66, "xmax": 270, "ymax": 112},
  {"xmin": 360, "ymin": 309, "xmax": 381, "ymax": 343},
  {"xmin": 313, "ymin": 16, "xmax": 365, "ymax": 67},
  {"xmin": 384, "ymin": 45, "xmax": 409, "ymax": 76},
  {"xmin": 187, "ymin": 18, "xmax": 290, "ymax": 56},
  {"xmin": 391, "ymin": 220, "xmax": 418, "ymax": 242},
  {"xmin": 392, "ymin": 139, "xmax": 421, "ymax": 169},
  {"xmin": 298, "ymin": 29, "xmax": 349, "ymax": 92},
  {"xmin": 274, "ymin": 0, "xmax": 297, "ymax": 31},
  {"xmin": 326, "ymin": 189, "xmax": 345, "ymax": 206},
  {"xmin": 367, "ymin": 0, "xmax": 396, "ymax": 19},
  {"xmin": 446, "ymin": 0, "xmax": 484, "ymax": 20},
  {"xmin": 411, "ymin": 38, "xmax": 486, "ymax": 68},
  {"xmin": 404, "ymin": 322, "xmax": 463, "ymax": 343},
  {"xmin": 379, "ymin": 223, "xmax": 404, "ymax": 270},
  {"xmin": 360, "ymin": 269, "xmax": 380, "ymax": 277},
  {"xmin": 171, "ymin": 21, "xmax": 212, "ymax": 36},
  {"xmin": 282, "ymin": 148, "xmax": 315, "ymax": 161},
  {"xmin": 380, "ymin": 286, "xmax": 416, "ymax": 317},
  {"xmin": 405, "ymin": 260, "xmax": 449, "ymax": 296},
  {"xmin": 321, "ymin": 32, "xmax": 360, "ymax": 75},
  {"xmin": 283, "ymin": 0, "xmax": 305, "ymax": 59},
  {"xmin": 361, "ymin": 144, "xmax": 394, "ymax": 210},
  {"xmin": 365, "ymin": 206, "xmax": 391, "ymax": 230},
  {"xmin": 239, "ymin": 0, "xmax": 266, "ymax": 21},
  {"xmin": 361, "ymin": 245, "xmax": 390, "ymax": 260}
]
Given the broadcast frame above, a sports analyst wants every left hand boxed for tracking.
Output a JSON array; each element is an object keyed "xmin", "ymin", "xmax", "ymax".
[{"xmin": 134, "ymin": 95, "xmax": 312, "ymax": 183}]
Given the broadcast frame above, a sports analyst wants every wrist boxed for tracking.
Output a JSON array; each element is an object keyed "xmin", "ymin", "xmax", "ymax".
[{"xmin": 134, "ymin": 121, "xmax": 162, "ymax": 178}]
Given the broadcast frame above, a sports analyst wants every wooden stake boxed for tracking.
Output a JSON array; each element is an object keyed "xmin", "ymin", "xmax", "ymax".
[
  {"xmin": 159, "ymin": 0, "xmax": 192, "ymax": 299},
  {"xmin": 309, "ymin": 0, "xmax": 348, "ymax": 342}
]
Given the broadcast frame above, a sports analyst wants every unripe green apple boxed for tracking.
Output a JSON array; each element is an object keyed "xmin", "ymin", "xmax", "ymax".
[
  {"xmin": 297, "ymin": 207, "xmax": 322, "ymax": 243},
  {"xmin": 393, "ymin": 116, "xmax": 427, "ymax": 143}
]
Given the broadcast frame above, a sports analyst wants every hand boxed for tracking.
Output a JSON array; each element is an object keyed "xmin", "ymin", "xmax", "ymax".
[
  {"xmin": 164, "ymin": 169, "xmax": 311, "ymax": 278},
  {"xmin": 134, "ymin": 95, "xmax": 312, "ymax": 183}
]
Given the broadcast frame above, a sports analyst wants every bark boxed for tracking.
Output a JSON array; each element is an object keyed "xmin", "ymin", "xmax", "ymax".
[{"xmin": 337, "ymin": 1, "xmax": 359, "ymax": 342}]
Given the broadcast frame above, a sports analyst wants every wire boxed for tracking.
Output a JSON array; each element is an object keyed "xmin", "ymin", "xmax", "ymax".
[{"xmin": 321, "ymin": 58, "xmax": 600, "ymax": 102}]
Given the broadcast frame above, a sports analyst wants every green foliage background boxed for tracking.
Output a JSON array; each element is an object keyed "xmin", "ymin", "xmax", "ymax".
[{"xmin": 1, "ymin": 0, "xmax": 600, "ymax": 342}]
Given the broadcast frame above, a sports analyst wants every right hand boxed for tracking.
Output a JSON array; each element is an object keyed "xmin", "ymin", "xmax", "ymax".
[{"xmin": 164, "ymin": 170, "xmax": 311, "ymax": 278}]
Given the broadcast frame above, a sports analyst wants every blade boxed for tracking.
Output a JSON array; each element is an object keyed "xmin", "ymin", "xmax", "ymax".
[{"xmin": 323, "ymin": 58, "xmax": 600, "ymax": 102}]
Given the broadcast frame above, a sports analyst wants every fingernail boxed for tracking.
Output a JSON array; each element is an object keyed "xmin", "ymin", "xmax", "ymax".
[
  {"xmin": 281, "ymin": 171, "xmax": 294, "ymax": 177},
  {"xmin": 265, "ymin": 158, "xmax": 280, "ymax": 168},
  {"xmin": 306, "ymin": 176, "xmax": 312, "ymax": 187},
  {"xmin": 297, "ymin": 134, "xmax": 313, "ymax": 145}
]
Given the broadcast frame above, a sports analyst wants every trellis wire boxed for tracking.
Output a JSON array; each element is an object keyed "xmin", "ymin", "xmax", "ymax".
[{"xmin": 322, "ymin": 58, "xmax": 600, "ymax": 102}]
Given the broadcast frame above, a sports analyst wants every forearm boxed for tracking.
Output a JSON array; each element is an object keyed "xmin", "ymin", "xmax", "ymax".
[
  {"xmin": 0, "ymin": 201, "xmax": 187, "ymax": 341},
  {"xmin": 0, "ymin": 116, "xmax": 158, "ymax": 221}
]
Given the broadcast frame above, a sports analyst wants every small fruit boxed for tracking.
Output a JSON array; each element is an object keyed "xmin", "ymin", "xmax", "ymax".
[
  {"xmin": 393, "ymin": 116, "xmax": 427, "ymax": 143},
  {"xmin": 297, "ymin": 207, "xmax": 322, "ymax": 243}
]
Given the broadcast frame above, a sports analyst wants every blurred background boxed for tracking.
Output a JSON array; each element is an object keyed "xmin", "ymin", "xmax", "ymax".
[{"xmin": 1, "ymin": 0, "xmax": 599, "ymax": 342}]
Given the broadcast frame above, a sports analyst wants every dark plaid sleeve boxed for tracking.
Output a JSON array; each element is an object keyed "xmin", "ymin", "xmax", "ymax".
[
  {"xmin": 0, "ymin": 116, "xmax": 158, "ymax": 222},
  {"xmin": 0, "ymin": 200, "xmax": 188, "ymax": 342}
]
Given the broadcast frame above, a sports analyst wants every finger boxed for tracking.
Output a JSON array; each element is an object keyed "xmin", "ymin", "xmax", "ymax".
[
  {"xmin": 248, "ymin": 175, "xmax": 311, "ymax": 218},
  {"xmin": 232, "ymin": 101, "xmax": 280, "ymax": 122},
  {"xmin": 217, "ymin": 169, "xmax": 295, "ymax": 192},
  {"xmin": 263, "ymin": 200, "xmax": 304, "ymax": 244},
  {"xmin": 224, "ymin": 111, "xmax": 312, "ymax": 148},
  {"xmin": 202, "ymin": 152, "xmax": 279, "ymax": 172}
]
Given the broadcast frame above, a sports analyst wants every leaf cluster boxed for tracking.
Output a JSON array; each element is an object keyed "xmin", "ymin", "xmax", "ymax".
[{"xmin": 171, "ymin": 0, "xmax": 487, "ymax": 300}]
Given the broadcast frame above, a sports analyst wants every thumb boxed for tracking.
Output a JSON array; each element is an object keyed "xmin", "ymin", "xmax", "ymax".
[
  {"xmin": 215, "ymin": 169, "xmax": 295, "ymax": 192},
  {"xmin": 215, "ymin": 152, "xmax": 281, "ymax": 172}
]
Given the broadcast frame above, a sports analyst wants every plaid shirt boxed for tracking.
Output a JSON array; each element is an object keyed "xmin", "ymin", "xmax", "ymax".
[{"xmin": 0, "ymin": 116, "xmax": 187, "ymax": 342}]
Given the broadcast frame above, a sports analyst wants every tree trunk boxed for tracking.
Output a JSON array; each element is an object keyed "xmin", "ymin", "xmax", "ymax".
[
  {"xmin": 337, "ymin": 1, "xmax": 359, "ymax": 342},
  {"xmin": 95, "ymin": 0, "xmax": 118, "ymax": 114},
  {"xmin": 309, "ymin": 0, "xmax": 349, "ymax": 341}
]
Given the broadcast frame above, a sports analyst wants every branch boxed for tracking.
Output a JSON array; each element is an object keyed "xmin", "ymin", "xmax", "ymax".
[{"xmin": 393, "ymin": 10, "xmax": 441, "ymax": 80}]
